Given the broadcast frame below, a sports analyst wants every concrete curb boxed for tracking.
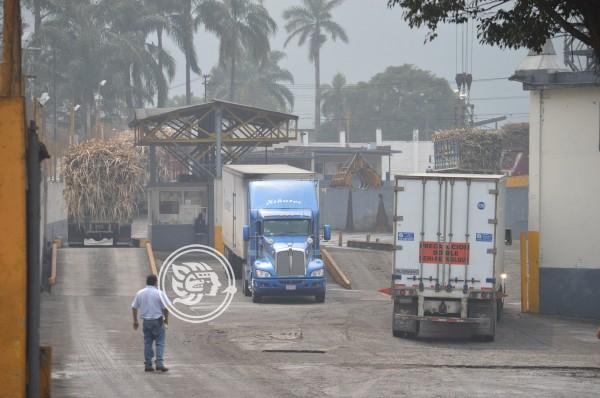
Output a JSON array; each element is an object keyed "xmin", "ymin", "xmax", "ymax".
[
  {"xmin": 48, "ymin": 240, "xmax": 60, "ymax": 286},
  {"xmin": 321, "ymin": 247, "xmax": 352, "ymax": 290},
  {"xmin": 145, "ymin": 241, "xmax": 158, "ymax": 276},
  {"xmin": 347, "ymin": 240, "xmax": 394, "ymax": 251}
]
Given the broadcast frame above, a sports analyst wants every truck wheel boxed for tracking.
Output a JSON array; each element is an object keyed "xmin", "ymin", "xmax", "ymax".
[
  {"xmin": 252, "ymin": 293, "xmax": 262, "ymax": 303},
  {"xmin": 393, "ymin": 329, "xmax": 402, "ymax": 338},
  {"xmin": 496, "ymin": 299, "xmax": 503, "ymax": 322},
  {"xmin": 243, "ymin": 279, "xmax": 252, "ymax": 297},
  {"xmin": 315, "ymin": 294, "xmax": 325, "ymax": 303}
]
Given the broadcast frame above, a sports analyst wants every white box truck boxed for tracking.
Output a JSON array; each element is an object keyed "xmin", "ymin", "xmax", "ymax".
[
  {"xmin": 221, "ymin": 165, "xmax": 331, "ymax": 303},
  {"xmin": 392, "ymin": 173, "xmax": 505, "ymax": 341}
]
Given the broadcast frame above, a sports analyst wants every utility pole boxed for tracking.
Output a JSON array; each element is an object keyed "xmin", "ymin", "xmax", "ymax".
[
  {"xmin": 52, "ymin": 45, "xmax": 57, "ymax": 180},
  {"xmin": 203, "ymin": 74, "xmax": 210, "ymax": 102}
]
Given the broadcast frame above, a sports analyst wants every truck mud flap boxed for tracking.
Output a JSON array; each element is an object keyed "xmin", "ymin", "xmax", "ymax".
[{"xmin": 392, "ymin": 297, "xmax": 419, "ymax": 335}]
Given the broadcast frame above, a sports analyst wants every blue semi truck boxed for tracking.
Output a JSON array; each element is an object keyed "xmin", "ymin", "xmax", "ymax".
[{"xmin": 221, "ymin": 165, "xmax": 331, "ymax": 303}]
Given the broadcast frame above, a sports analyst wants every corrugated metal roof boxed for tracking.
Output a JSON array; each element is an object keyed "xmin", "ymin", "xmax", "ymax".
[
  {"xmin": 396, "ymin": 173, "xmax": 504, "ymax": 180},
  {"xmin": 224, "ymin": 164, "xmax": 314, "ymax": 176},
  {"xmin": 130, "ymin": 99, "xmax": 298, "ymax": 127}
]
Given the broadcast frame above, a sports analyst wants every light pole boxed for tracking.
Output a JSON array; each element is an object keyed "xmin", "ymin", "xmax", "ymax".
[
  {"xmin": 95, "ymin": 80, "xmax": 106, "ymax": 139},
  {"xmin": 69, "ymin": 104, "xmax": 80, "ymax": 147}
]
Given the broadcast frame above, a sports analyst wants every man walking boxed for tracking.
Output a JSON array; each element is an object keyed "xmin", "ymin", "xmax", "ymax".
[{"xmin": 132, "ymin": 274, "xmax": 169, "ymax": 372}]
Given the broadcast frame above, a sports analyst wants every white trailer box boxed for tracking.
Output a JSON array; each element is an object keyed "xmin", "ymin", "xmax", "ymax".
[
  {"xmin": 221, "ymin": 165, "xmax": 316, "ymax": 260},
  {"xmin": 392, "ymin": 173, "xmax": 505, "ymax": 341}
]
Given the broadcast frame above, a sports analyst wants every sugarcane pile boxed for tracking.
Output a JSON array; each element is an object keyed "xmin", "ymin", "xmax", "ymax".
[
  {"xmin": 63, "ymin": 136, "xmax": 145, "ymax": 224},
  {"xmin": 433, "ymin": 128, "xmax": 504, "ymax": 172},
  {"xmin": 500, "ymin": 123, "xmax": 529, "ymax": 152}
]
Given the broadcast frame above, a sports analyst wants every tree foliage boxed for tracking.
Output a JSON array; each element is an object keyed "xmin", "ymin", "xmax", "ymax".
[
  {"xmin": 209, "ymin": 50, "xmax": 294, "ymax": 112},
  {"xmin": 318, "ymin": 65, "xmax": 456, "ymax": 142},
  {"xmin": 199, "ymin": 0, "xmax": 277, "ymax": 101},
  {"xmin": 387, "ymin": 0, "xmax": 600, "ymax": 61},
  {"xmin": 283, "ymin": 0, "xmax": 349, "ymax": 134},
  {"xmin": 24, "ymin": 0, "xmax": 175, "ymax": 137}
]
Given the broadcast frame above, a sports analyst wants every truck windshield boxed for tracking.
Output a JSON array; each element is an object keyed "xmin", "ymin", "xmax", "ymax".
[{"xmin": 263, "ymin": 219, "xmax": 311, "ymax": 237}]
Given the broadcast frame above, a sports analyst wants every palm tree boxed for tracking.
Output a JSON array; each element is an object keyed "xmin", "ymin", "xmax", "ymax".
[
  {"xmin": 283, "ymin": 0, "xmax": 348, "ymax": 135},
  {"xmin": 199, "ymin": 0, "xmax": 277, "ymax": 101},
  {"xmin": 209, "ymin": 50, "xmax": 294, "ymax": 111},
  {"xmin": 169, "ymin": 0, "xmax": 203, "ymax": 105},
  {"xmin": 143, "ymin": 0, "xmax": 177, "ymax": 107},
  {"xmin": 321, "ymin": 72, "xmax": 346, "ymax": 132}
]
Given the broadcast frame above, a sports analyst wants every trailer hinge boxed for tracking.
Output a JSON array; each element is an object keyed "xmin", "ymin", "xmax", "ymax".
[
  {"xmin": 488, "ymin": 218, "xmax": 498, "ymax": 225},
  {"xmin": 488, "ymin": 189, "xmax": 499, "ymax": 195},
  {"xmin": 393, "ymin": 216, "xmax": 404, "ymax": 222},
  {"xmin": 395, "ymin": 245, "xmax": 403, "ymax": 250},
  {"xmin": 394, "ymin": 186, "xmax": 405, "ymax": 192},
  {"xmin": 487, "ymin": 248, "xmax": 497, "ymax": 255}
]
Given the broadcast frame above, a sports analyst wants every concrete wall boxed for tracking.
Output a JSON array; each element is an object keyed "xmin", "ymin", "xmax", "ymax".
[
  {"xmin": 381, "ymin": 140, "xmax": 434, "ymax": 177},
  {"xmin": 505, "ymin": 186, "xmax": 528, "ymax": 237},
  {"xmin": 45, "ymin": 181, "xmax": 67, "ymax": 242},
  {"xmin": 320, "ymin": 186, "xmax": 394, "ymax": 231},
  {"xmin": 528, "ymin": 86, "xmax": 600, "ymax": 318}
]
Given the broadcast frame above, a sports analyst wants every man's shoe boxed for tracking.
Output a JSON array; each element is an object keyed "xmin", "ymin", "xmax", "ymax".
[
  {"xmin": 144, "ymin": 367, "xmax": 154, "ymax": 372},
  {"xmin": 156, "ymin": 366, "xmax": 169, "ymax": 372}
]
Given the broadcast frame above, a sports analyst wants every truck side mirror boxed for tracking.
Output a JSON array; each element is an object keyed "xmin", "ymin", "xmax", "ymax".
[
  {"xmin": 323, "ymin": 225, "xmax": 331, "ymax": 241},
  {"xmin": 243, "ymin": 225, "xmax": 250, "ymax": 242}
]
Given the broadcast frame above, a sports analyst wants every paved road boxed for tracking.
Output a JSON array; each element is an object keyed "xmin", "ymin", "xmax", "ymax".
[{"xmin": 42, "ymin": 247, "xmax": 600, "ymax": 397}]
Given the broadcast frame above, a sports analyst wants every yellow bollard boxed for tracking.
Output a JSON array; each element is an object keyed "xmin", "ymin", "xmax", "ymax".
[
  {"xmin": 520, "ymin": 232, "xmax": 528, "ymax": 313},
  {"xmin": 527, "ymin": 231, "xmax": 540, "ymax": 314}
]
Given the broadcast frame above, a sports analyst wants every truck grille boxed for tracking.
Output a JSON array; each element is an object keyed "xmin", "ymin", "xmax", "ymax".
[{"xmin": 276, "ymin": 249, "xmax": 306, "ymax": 276}]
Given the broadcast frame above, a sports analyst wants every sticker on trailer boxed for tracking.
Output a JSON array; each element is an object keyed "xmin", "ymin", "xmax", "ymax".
[
  {"xmin": 397, "ymin": 232, "xmax": 415, "ymax": 241},
  {"xmin": 419, "ymin": 242, "xmax": 470, "ymax": 265},
  {"xmin": 477, "ymin": 202, "xmax": 486, "ymax": 210},
  {"xmin": 476, "ymin": 233, "xmax": 493, "ymax": 242},
  {"xmin": 397, "ymin": 268, "xmax": 419, "ymax": 276}
]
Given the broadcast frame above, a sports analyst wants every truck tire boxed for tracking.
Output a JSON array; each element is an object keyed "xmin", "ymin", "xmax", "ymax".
[
  {"xmin": 393, "ymin": 323, "xmax": 419, "ymax": 339},
  {"xmin": 242, "ymin": 272, "xmax": 252, "ymax": 297},
  {"xmin": 315, "ymin": 294, "xmax": 325, "ymax": 303},
  {"xmin": 252, "ymin": 293, "xmax": 262, "ymax": 303}
]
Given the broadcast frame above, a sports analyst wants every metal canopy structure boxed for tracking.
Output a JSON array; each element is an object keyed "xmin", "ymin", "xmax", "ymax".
[{"xmin": 130, "ymin": 100, "xmax": 298, "ymax": 178}]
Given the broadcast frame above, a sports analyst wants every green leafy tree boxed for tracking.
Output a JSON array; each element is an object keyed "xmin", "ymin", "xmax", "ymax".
[
  {"xmin": 199, "ymin": 0, "xmax": 277, "ymax": 102},
  {"xmin": 321, "ymin": 72, "xmax": 347, "ymax": 133},
  {"xmin": 387, "ymin": 0, "xmax": 600, "ymax": 61},
  {"xmin": 283, "ymin": 0, "xmax": 349, "ymax": 136},
  {"xmin": 209, "ymin": 50, "xmax": 294, "ymax": 111},
  {"xmin": 319, "ymin": 65, "xmax": 455, "ymax": 142}
]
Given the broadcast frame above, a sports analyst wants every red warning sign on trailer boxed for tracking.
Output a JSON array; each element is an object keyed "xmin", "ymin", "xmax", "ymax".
[{"xmin": 419, "ymin": 242, "xmax": 469, "ymax": 265}]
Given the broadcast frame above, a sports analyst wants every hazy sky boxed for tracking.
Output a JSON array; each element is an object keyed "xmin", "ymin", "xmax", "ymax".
[{"xmin": 164, "ymin": 0, "xmax": 532, "ymax": 130}]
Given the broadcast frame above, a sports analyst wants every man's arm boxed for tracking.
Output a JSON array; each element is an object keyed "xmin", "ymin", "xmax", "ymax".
[
  {"xmin": 132, "ymin": 308, "xmax": 139, "ymax": 330},
  {"xmin": 162, "ymin": 308, "xmax": 169, "ymax": 325}
]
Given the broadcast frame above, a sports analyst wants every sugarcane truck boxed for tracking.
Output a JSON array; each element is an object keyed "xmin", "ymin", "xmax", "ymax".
[
  {"xmin": 221, "ymin": 165, "xmax": 331, "ymax": 303},
  {"xmin": 68, "ymin": 218, "xmax": 132, "ymax": 247},
  {"xmin": 392, "ymin": 173, "xmax": 506, "ymax": 341}
]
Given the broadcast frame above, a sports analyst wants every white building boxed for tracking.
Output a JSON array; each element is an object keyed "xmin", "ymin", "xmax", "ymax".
[
  {"xmin": 276, "ymin": 128, "xmax": 434, "ymax": 180},
  {"xmin": 511, "ymin": 41, "xmax": 600, "ymax": 318}
]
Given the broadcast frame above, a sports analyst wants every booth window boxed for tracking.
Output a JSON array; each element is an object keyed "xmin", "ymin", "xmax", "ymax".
[{"xmin": 159, "ymin": 191, "xmax": 180, "ymax": 214}]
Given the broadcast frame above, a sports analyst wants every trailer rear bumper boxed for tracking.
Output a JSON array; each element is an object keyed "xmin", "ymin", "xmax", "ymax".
[{"xmin": 393, "ymin": 314, "xmax": 492, "ymax": 325}]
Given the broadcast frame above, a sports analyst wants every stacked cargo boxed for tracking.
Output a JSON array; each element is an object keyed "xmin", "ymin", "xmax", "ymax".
[{"xmin": 63, "ymin": 136, "xmax": 145, "ymax": 245}]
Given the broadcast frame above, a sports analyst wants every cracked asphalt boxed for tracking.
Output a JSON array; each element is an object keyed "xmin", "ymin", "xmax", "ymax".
[{"xmin": 41, "ymin": 246, "xmax": 600, "ymax": 397}]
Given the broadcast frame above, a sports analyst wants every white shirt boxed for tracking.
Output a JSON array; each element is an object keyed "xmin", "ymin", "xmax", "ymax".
[{"xmin": 131, "ymin": 286, "xmax": 169, "ymax": 320}]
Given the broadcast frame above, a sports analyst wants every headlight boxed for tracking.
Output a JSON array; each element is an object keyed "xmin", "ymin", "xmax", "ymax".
[
  {"xmin": 255, "ymin": 269, "xmax": 271, "ymax": 278},
  {"xmin": 310, "ymin": 268, "xmax": 324, "ymax": 277}
]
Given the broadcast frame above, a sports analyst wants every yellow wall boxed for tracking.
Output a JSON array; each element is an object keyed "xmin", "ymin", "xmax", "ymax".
[{"xmin": 0, "ymin": 97, "xmax": 27, "ymax": 398}]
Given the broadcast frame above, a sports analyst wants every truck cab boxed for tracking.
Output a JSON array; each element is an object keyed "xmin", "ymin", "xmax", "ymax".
[{"xmin": 243, "ymin": 180, "xmax": 331, "ymax": 303}]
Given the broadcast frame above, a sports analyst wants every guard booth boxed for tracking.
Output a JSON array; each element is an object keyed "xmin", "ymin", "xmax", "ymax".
[
  {"xmin": 147, "ymin": 182, "xmax": 210, "ymax": 251},
  {"xmin": 130, "ymin": 100, "xmax": 298, "ymax": 252}
]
